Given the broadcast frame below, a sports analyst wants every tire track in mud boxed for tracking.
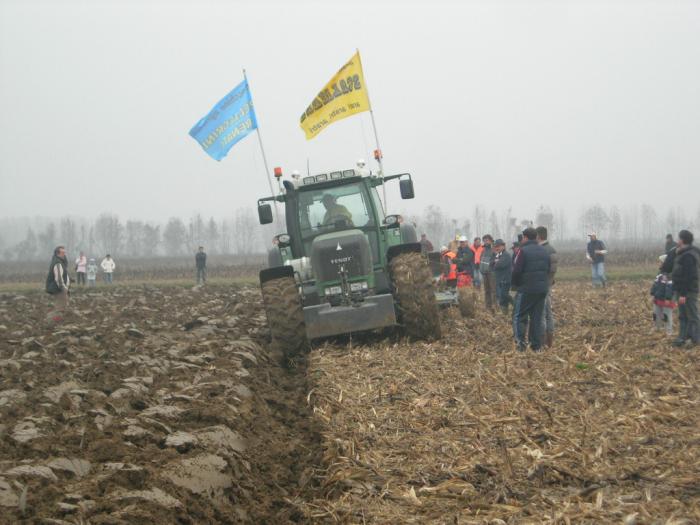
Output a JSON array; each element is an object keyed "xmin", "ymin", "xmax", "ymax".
[{"xmin": 244, "ymin": 349, "xmax": 324, "ymax": 523}]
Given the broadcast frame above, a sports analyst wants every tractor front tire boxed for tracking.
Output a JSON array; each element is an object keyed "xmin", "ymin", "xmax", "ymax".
[
  {"xmin": 261, "ymin": 276, "xmax": 308, "ymax": 364},
  {"xmin": 390, "ymin": 252, "xmax": 442, "ymax": 340}
]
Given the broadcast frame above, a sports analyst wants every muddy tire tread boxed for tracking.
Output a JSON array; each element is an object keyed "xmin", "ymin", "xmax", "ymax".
[
  {"xmin": 390, "ymin": 252, "xmax": 442, "ymax": 340},
  {"xmin": 261, "ymin": 276, "xmax": 308, "ymax": 359}
]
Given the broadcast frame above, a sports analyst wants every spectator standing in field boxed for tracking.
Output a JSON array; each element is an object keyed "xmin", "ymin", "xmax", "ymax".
[
  {"xmin": 472, "ymin": 237, "xmax": 483, "ymax": 289},
  {"xmin": 480, "ymin": 235, "xmax": 496, "ymax": 310},
  {"xmin": 420, "ymin": 234, "xmax": 434, "ymax": 254},
  {"xmin": 86, "ymin": 257, "xmax": 98, "ymax": 287},
  {"xmin": 665, "ymin": 234, "xmax": 677, "ymax": 254},
  {"xmin": 536, "ymin": 226, "xmax": 558, "ymax": 347},
  {"xmin": 75, "ymin": 251, "xmax": 87, "ymax": 286},
  {"xmin": 45, "ymin": 246, "xmax": 70, "ymax": 315},
  {"xmin": 650, "ymin": 270, "xmax": 675, "ymax": 336},
  {"xmin": 455, "ymin": 236, "xmax": 475, "ymax": 279},
  {"xmin": 101, "ymin": 254, "xmax": 115, "ymax": 284},
  {"xmin": 493, "ymin": 239, "xmax": 513, "ymax": 314},
  {"xmin": 669, "ymin": 230, "xmax": 699, "ymax": 348},
  {"xmin": 195, "ymin": 246, "xmax": 207, "ymax": 285},
  {"xmin": 586, "ymin": 233, "xmax": 608, "ymax": 287},
  {"xmin": 511, "ymin": 228, "xmax": 551, "ymax": 352}
]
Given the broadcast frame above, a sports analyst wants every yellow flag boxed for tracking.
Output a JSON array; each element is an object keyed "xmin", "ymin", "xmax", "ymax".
[{"xmin": 300, "ymin": 51, "xmax": 371, "ymax": 140}]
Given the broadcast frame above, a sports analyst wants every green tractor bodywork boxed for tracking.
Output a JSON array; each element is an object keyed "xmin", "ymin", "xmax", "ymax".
[{"xmin": 257, "ymin": 169, "xmax": 441, "ymax": 352}]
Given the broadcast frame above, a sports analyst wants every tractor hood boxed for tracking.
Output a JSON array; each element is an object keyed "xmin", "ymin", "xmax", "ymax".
[{"xmin": 310, "ymin": 229, "xmax": 372, "ymax": 283}]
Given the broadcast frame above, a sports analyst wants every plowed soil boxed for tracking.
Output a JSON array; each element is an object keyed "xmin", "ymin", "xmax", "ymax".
[
  {"xmin": 0, "ymin": 285, "xmax": 321, "ymax": 524},
  {"xmin": 1, "ymin": 280, "xmax": 698, "ymax": 524}
]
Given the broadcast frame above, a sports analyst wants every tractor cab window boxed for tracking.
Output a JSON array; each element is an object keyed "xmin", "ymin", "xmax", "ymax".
[{"xmin": 298, "ymin": 183, "xmax": 372, "ymax": 237}]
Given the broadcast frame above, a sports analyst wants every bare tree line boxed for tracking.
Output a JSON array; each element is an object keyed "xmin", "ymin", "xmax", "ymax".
[
  {"xmin": 0, "ymin": 210, "xmax": 273, "ymax": 261},
  {"xmin": 406, "ymin": 203, "xmax": 700, "ymax": 249},
  {"xmin": 1, "ymin": 203, "xmax": 698, "ymax": 261}
]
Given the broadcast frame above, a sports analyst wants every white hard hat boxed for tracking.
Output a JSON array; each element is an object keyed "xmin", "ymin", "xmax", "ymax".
[
  {"xmin": 291, "ymin": 170, "xmax": 301, "ymax": 178},
  {"xmin": 356, "ymin": 158, "xmax": 366, "ymax": 167},
  {"xmin": 458, "ymin": 235, "xmax": 468, "ymax": 242},
  {"xmin": 440, "ymin": 245, "xmax": 448, "ymax": 252}
]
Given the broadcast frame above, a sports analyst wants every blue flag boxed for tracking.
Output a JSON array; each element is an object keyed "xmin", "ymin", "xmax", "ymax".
[{"xmin": 189, "ymin": 79, "xmax": 258, "ymax": 161}]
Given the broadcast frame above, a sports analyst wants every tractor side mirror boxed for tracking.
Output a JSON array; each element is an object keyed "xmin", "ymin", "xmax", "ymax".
[
  {"xmin": 399, "ymin": 179, "xmax": 415, "ymax": 199},
  {"xmin": 258, "ymin": 204, "xmax": 273, "ymax": 225}
]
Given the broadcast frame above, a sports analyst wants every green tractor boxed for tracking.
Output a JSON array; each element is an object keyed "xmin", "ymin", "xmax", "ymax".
[{"xmin": 256, "ymin": 168, "xmax": 441, "ymax": 360}]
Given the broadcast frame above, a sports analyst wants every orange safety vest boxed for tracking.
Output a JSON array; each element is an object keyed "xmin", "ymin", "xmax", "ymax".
[
  {"xmin": 473, "ymin": 245, "xmax": 483, "ymax": 264},
  {"xmin": 442, "ymin": 251, "xmax": 457, "ymax": 280}
]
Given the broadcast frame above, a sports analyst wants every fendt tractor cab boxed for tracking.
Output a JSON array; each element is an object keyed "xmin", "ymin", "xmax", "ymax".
[{"xmin": 256, "ymin": 168, "xmax": 441, "ymax": 360}]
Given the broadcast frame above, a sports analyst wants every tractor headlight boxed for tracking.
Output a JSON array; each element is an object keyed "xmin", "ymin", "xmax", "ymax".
[
  {"xmin": 277, "ymin": 234, "xmax": 291, "ymax": 244},
  {"xmin": 350, "ymin": 281, "xmax": 368, "ymax": 292},
  {"xmin": 324, "ymin": 286, "xmax": 342, "ymax": 296}
]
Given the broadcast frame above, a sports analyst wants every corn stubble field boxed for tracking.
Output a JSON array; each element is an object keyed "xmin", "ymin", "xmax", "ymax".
[{"xmin": 0, "ymin": 261, "xmax": 698, "ymax": 523}]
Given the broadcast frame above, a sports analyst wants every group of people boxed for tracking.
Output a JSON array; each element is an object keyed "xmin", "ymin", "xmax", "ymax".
[
  {"xmin": 427, "ymin": 226, "xmax": 698, "ymax": 351},
  {"xmin": 72, "ymin": 251, "xmax": 116, "ymax": 286},
  {"xmin": 431, "ymin": 227, "xmax": 558, "ymax": 352},
  {"xmin": 654, "ymin": 230, "xmax": 699, "ymax": 347},
  {"xmin": 46, "ymin": 246, "xmax": 208, "ymax": 314},
  {"xmin": 45, "ymin": 249, "xmax": 116, "ymax": 315}
]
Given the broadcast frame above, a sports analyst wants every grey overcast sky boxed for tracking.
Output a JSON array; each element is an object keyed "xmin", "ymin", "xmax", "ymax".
[{"xmin": 1, "ymin": 0, "xmax": 698, "ymax": 223}]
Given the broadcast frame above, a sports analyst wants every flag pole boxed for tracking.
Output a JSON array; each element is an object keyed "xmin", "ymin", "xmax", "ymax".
[
  {"xmin": 243, "ymin": 68, "xmax": 280, "ymax": 223},
  {"xmin": 357, "ymin": 49, "xmax": 388, "ymax": 211}
]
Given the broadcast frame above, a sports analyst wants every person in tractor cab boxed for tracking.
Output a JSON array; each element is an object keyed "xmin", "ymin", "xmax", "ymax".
[{"xmin": 321, "ymin": 194, "xmax": 353, "ymax": 226}]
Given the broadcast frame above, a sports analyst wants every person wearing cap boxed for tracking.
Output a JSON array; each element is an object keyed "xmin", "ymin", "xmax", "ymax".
[
  {"xmin": 511, "ymin": 227, "xmax": 551, "ymax": 351},
  {"xmin": 455, "ymin": 236, "xmax": 475, "ymax": 278},
  {"xmin": 479, "ymin": 234, "xmax": 496, "ymax": 310},
  {"xmin": 536, "ymin": 226, "xmax": 558, "ymax": 347},
  {"xmin": 493, "ymin": 239, "xmax": 513, "ymax": 314},
  {"xmin": 586, "ymin": 233, "xmax": 608, "ymax": 287},
  {"xmin": 321, "ymin": 194, "xmax": 353, "ymax": 226}
]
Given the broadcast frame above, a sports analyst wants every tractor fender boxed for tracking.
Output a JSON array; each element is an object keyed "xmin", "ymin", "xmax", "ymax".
[
  {"xmin": 387, "ymin": 243, "xmax": 422, "ymax": 263},
  {"xmin": 260, "ymin": 265, "xmax": 294, "ymax": 285}
]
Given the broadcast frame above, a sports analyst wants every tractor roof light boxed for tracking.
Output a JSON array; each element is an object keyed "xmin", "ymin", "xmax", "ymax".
[
  {"xmin": 303, "ymin": 176, "xmax": 315, "ymax": 185},
  {"xmin": 273, "ymin": 167, "xmax": 283, "ymax": 179},
  {"xmin": 330, "ymin": 171, "xmax": 342, "ymax": 179},
  {"xmin": 316, "ymin": 173, "xmax": 328, "ymax": 182},
  {"xmin": 342, "ymin": 169, "xmax": 356, "ymax": 177}
]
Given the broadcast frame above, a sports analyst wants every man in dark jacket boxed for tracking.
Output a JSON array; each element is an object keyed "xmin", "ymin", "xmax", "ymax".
[
  {"xmin": 480, "ymin": 235, "xmax": 496, "ymax": 310},
  {"xmin": 45, "ymin": 245, "xmax": 70, "ymax": 314},
  {"xmin": 195, "ymin": 246, "xmax": 207, "ymax": 285},
  {"xmin": 493, "ymin": 239, "xmax": 513, "ymax": 314},
  {"xmin": 536, "ymin": 226, "xmax": 558, "ymax": 347},
  {"xmin": 455, "ymin": 236, "xmax": 475, "ymax": 277},
  {"xmin": 670, "ymin": 230, "xmax": 699, "ymax": 347},
  {"xmin": 586, "ymin": 233, "xmax": 608, "ymax": 287},
  {"xmin": 511, "ymin": 228, "xmax": 551, "ymax": 351}
]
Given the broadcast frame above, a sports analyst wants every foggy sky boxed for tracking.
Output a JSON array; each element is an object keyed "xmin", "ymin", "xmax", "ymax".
[{"xmin": 1, "ymin": 0, "xmax": 699, "ymax": 224}]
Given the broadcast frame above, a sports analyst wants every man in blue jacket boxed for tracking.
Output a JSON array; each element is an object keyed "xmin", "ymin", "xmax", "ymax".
[{"xmin": 511, "ymin": 228, "xmax": 551, "ymax": 351}]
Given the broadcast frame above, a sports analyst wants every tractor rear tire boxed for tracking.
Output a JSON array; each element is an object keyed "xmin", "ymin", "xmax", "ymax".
[
  {"xmin": 261, "ymin": 276, "xmax": 308, "ymax": 363},
  {"xmin": 390, "ymin": 252, "xmax": 442, "ymax": 340}
]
